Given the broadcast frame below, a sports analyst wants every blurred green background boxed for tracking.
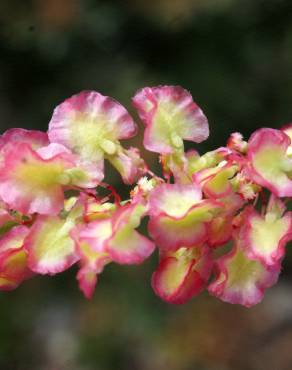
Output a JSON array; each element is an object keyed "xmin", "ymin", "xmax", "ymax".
[{"xmin": 1, "ymin": 1, "xmax": 292, "ymax": 369}]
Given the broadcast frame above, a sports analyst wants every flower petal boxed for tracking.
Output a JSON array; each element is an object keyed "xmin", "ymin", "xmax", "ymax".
[
  {"xmin": 247, "ymin": 128, "xmax": 292, "ymax": 197},
  {"xmin": 208, "ymin": 215, "xmax": 234, "ymax": 248},
  {"xmin": 0, "ymin": 143, "xmax": 74, "ymax": 215},
  {"xmin": 0, "ymin": 128, "xmax": 49, "ymax": 151},
  {"xmin": 149, "ymin": 199, "xmax": 222, "ymax": 251},
  {"xmin": 132, "ymin": 86, "xmax": 209, "ymax": 153},
  {"xmin": 208, "ymin": 238, "xmax": 280, "ymax": 307},
  {"xmin": 0, "ymin": 225, "xmax": 31, "ymax": 290},
  {"xmin": 241, "ymin": 206, "xmax": 292, "ymax": 266},
  {"xmin": 149, "ymin": 183, "xmax": 202, "ymax": 218},
  {"xmin": 202, "ymin": 165, "xmax": 238, "ymax": 199},
  {"xmin": 77, "ymin": 267, "xmax": 98, "ymax": 299},
  {"xmin": 48, "ymin": 91, "xmax": 137, "ymax": 164},
  {"xmin": 107, "ymin": 146, "xmax": 146, "ymax": 185},
  {"xmin": 152, "ymin": 245, "xmax": 212, "ymax": 304},
  {"xmin": 24, "ymin": 215, "xmax": 79, "ymax": 274},
  {"xmin": 0, "ymin": 225, "xmax": 30, "ymax": 253},
  {"xmin": 0, "ymin": 248, "xmax": 31, "ymax": 290},
  {"xmin": 107, "ymin": 203, "xmax": 155, "ymax": 264}
]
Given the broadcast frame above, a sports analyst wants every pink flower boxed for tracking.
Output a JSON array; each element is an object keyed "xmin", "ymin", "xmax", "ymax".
[
  {"xmin": 148, "ymin": 183, "xmax": 222, "ymax": 251},
  {"xmin": 0, "ymin": 225, "xmax": 32, "ymax": 290},
  {"xmin": 152, "ymin": 244, "xmax": 213, "ymax": 304},
  {"xmin": 247, "ymin": 128, "xmax": 292, "ymax": 197},
  {"xmin": 48, "ymin": 91, "xmax": 138, "ymax": 183},
  {"xmin": 240, "ymin": 201, "xmax": 292, "ymax": 267},
  {"xmin": 0, "ymin": 142, "xmax": 97, "ymax": 215},
  {"xmin": 72, "ymin": 201, "xmax": 155, "ymax": 298},
  {"xmin": 208, "ymin": 228, "xmax": 281, "ymax": 307},
  {"xmin": 132, "ymin": 85, "xmax": 209, "ymax": 154}
]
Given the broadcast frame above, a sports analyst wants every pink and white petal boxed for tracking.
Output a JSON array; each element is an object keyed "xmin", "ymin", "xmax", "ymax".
[
  {"xmin": 76, "ymin": 247, "xmax": 111, "ymax": 299},
  {"xmin": 48, "ymin": 91, "xmax": 137, "ymax": 163},
  {"xmin": 111, "ymin": 202, "xmax": 146, "ymax": 231},
  {"xmin": 219, "ymin": 193, "xmax": 244, "ymax": 215},
  {"xmin": 227, "ymin": 132, "xmax": 247, "ymax": 153},
  {"xmin": 0, "ymin": 128, "xmax": 49, "ymax": 151},
  {"xmin": 132, "ymin": 86, "xmax": 209, "ymax": 153},
  {"xmin": 24, "ymin": 215, "xmax": 79, "ymax": 275},
  {"xmin": 208, "ymin": 242, "xmax": 280, "ymax": 307},
  {"xmin": 107, "ymin": 228, "xmax": 155, "ymax": 264},
  {"xmin": 107, "ymin": 147, "xmax": 146, "ymax": 185},
  {"xmin": 148, "ymin": 213, "xmax": 206, "ymax": 251},
  {"xmin": 81, "ymin": 197, "xmax": 115, "ymax": 222},
  {"xmin": 208, "ymin": 215, "xmax": 233, "ymax": 248},
  {"xmin": 242, "ymin": 207, "xmax": 292, "ymax": 266},
  {"xmin": 148, "ymin": 200, "xmax": 222, "ymax": 251},
  {"xmin": 266, "ymin": 194, "xmax": 286, "ymax": 217},
  {"xmin": 71, "ymin": 159, "xmax": 104, "ymax": 188},
  {"xmin": 78, "ymin": 219, "xmax": 113, "ymax": 253},
  {"xmin": 0, "ymin": 225, "xmax": 30, "ymax": 254},
  {"xmin": 72, "ymin": 225, "xmax": 111, "ymax": 268},
  {"xmin": 37, "ymin": 143, "xmax": 103, "ymax": 188},
  {"xmin": 0, "ymin": 143, "xmax": 72, "ymax": 215},
  {"xmin": 152, "ymin": 245, "xmax": 212, "ymax": 304},
  {"xmin": 74, "ymin": 231, "xmax": 111, "ymax": 298},
  {"xmin": 107, "ymin": 202, "xmax": 155, "ymax": 264},
  {"xmin": 0, "ymin": 248, "xmax": 32, "ymax": 290},
  {"xmin": 203, "ymin": 165, "xmax": 237, "ymax": 199},
  {"xmin": 36, "ymin": 143, "xmax": 72, "ymax": 159},
  {"xmin": 149, "ymin": 183, "xmax": 202, "ymax": 218},
  {"xmin": 247, "ymin": 128, "xmax": 292, "ymax": 197},
  {"xmin": 77, "ymin": 266, "xmax": 98, "ymax": 299}
]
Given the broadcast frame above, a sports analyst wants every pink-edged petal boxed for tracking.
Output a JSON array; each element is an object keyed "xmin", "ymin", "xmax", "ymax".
[
  {"xmin": 77, "ymin": 219, "xmax": 113, "ymax": 252},
  {"xmin": 188, "ymin": 148, "xmax": 231, "ymax": 176},
  {"xmin": 24, "ymin": 215, "xmax": 79, "ymax": 275},
  {"xmin": 36, "ymin": 142, "xmax": 72, "ymax": 159},
  {"xmin": 82, "ymin": 197, "xmax": 116, "ymax": 222},
  {"xmin": 107, "ymin": 146, "xmax": 146, "ymax": 185},
  {"xmin": 0, "ymin": 225, "xmax": 30, "ymax": 253},
  {"xmin": 0, "ymin": 143, "xmax": 75, "ymax": 215},
  {"xmin": 108, "ymin": 229, "xmax": 154, "ymax": 265},
  {"xmin": 48, "ymin": 91, "xmax": 137, "ymax": 164},
  {"xmin": 77, "ymin": 267, "xmax": 98, "ymax": 299},
  {"xmin": 218, "ymin": 193, "xmax": 244, "ymax": 215},
  {"xmin": 0, "ymin": 128, "xmax": 49, "ymax": 151},
  {"xmin": 208, "ymin": 241, "xmax": 280, "ymax": 307},
  {"xmin": 132, "ymin": 85, "xmax": 209, "ymax": 153},
  {"xmin": 227, "ymin": 132, "xmax": 247, "ymax": 153},
  {"xmin": 0, "ymin": 248, "xmax": 32, "ymax": 290},
  {"xmin": 247, "ymin": 128, "xmax": 292, "ymax": 197},
  {"xmin": 149, "ymin": 199, "xmax": 222, "ymax": 251},
  {"xmin": 72, "ymin": 221, "xmax": 112, "ymax": 299},
  {"xmin": 107, "ymin": 203, "xmax": 155, "ymax": 264},
  {"xmin": 149, "ymin": 183, "xmax": 202, "ymax": 218},
  {"xmin": 152, "ymin": 245, "xmax": 213, "ymax": 304},
  {"xmin": 75, "ymin": 236, "xmax": 110, "ymax": 270},
  {"xmin": 74, "ymin": 233, "xmax": 111, "ymax": 299},
  {"xmin": 37, "ymin": 143, "xmax": 102, "ymax": 188},
  {"xmin": 208, "ymin": 215, "xmax": 233, "ymax": 248},
  {"xmin": 241, "ymin": 206, "xmax": 292, "ymax": 266},
  {"xmin": 0, "ymin": 225, "xmax": 31, "ymax": 290},
  {"xmin": 202, "ymin": 165, "xmax": 238, "ymax": 199}
]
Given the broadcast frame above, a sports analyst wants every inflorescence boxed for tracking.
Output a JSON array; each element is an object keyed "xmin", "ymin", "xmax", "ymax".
[{"xmin": 0, "ymin": 85, "xmax": 292, "ymax": 307}]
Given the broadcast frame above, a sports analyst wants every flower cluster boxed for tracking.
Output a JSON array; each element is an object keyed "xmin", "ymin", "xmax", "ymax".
[{"xmin": 0, "ymin": 86, "xmax": 291, "ymax": 307}]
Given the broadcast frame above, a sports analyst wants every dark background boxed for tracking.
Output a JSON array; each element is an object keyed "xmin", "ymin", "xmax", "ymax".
[{"xmin": 1, "ymin": 1, "xmax": 292, "ymax": 369}]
